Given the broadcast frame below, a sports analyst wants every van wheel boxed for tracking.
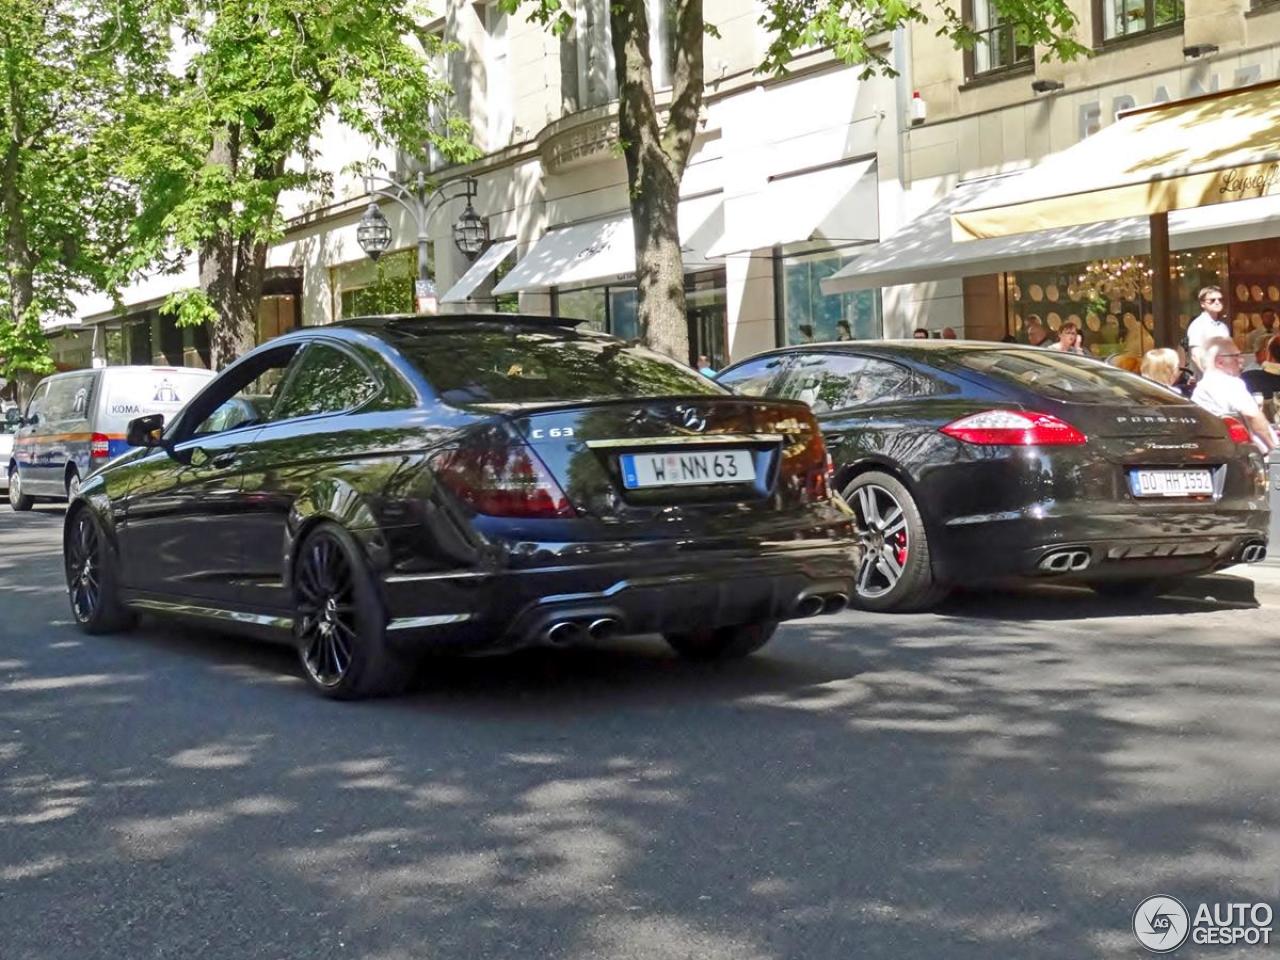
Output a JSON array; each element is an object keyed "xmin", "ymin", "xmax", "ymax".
[
  {"xmin": 66, "ymin": 469, "xmax": 81, "ymax": 501},
  {"xmin": 8, "ymin": 467, "xmax": 33, "ymax": 511}
]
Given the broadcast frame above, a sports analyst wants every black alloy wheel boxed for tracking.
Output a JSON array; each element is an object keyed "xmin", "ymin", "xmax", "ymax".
[
  {"xmin": 65, "ymin": 508, "xmax": 134, "ymax": 633},
  {"xmin": 664, "ymin": 620, "xmax": 778, "ymax": 661},
  {"xmin": 293, "ymin": 522, "xmax": 413, "ymax": 700},
  {"xmin": 843, "ymin": 471, "xmax": 947, "ymax": 613},
  {"xmin": 9, "ymin": 466, "xmax": 33, "ymax": 511}
]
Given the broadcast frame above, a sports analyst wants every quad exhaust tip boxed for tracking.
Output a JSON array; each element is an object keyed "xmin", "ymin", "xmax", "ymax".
[
  {"xmin": 543, "ymin": 621, "xmax": 586, "ymax": 645},
  {"xmin": 796, "ymin": 595, "xmax": 826, "ymax": 618},
  {"xmin": 1039, "ymin": 549, "xmax": 1092, "ymax": 574},
  {"xmin": 587, "ymin": 617, "xmax": 621, "ymax": 640},
  {"xmin": 1241, "ymin": 542, "xmax": 1267, "ymax": 564}
]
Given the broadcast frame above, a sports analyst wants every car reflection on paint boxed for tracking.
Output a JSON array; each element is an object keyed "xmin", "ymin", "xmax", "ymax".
[
  {"xmin": 64, "ymin": 315, "xmax": 859, "ymax": 699},
  {"xmin": 718, "ymin": 340, "xmax": 1269, "ymax": 612}
]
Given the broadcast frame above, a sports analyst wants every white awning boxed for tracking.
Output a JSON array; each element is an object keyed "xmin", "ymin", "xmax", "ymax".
[
  {"xmin": 707, "ymin": 159, "xmax": 878, "ymax": 258},
  {"xmin": 493, "ymin": 194, "xmax": 724, "ymax": 295},
  {"xmin": 440, "ymin": 239, "xmax": 518, "ymax": 303},
  {"xmin": 820, "ymin": 175, "xmax": 1280, "ymax": 295}
]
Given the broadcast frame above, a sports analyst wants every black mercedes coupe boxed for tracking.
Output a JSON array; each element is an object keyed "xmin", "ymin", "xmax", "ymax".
[
  {"xmin": 718, "ymin": 340, "xmax": 1269, "ymax": 612},
  {"xmin": 63, "ymin": 316, "xmax": 858, "ymax": 698}
]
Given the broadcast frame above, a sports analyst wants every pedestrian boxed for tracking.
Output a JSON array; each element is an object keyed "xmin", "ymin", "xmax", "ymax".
[
  {"xmin": 1242, "ymin": 334, "xmax": 1280, "ymax": 397},
  {"xmin": 696, "ymin": 354, "xmax": 717, "ymax": 377},
  {"xmin": 1140, "ymin": 348, "xmax": 1179, "ymax": 387},
  {"xmin": 941, "ymin": 326, "xmax": 957, "ymax": 340},
  {"xmin": 1191, "ymin": 336, "xmax": 1276, "ymax": 452},
  {"xmin": 1045, "ymin": 320, "xmax": 1085, "ymax": 354},
  {"xmin": 912, "ymin": 328, "xmax": 929, "ymax": 340},
  {"xmin": 1250, "ymin": 308, "xmax": 1277, "ymax": 364},
  {"xmin": 1186, "ymin": 285, "xmax": 1230, "ymax": 372},
  {"xmin": 1025, "ymin": 319, "xmax": 1049, "ymax": 347}
]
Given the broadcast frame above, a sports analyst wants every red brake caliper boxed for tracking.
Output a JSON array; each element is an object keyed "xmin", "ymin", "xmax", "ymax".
[{"xmin": 894, "ymin": 530, "xmax": 908, "ymax": 567}]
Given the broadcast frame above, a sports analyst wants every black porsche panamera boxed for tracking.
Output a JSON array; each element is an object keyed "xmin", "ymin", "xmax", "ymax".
[
  {"xmin": 63, "ymin": 315, "xmax": 859, "ymax": 698},
  {"xmin": 718, "ymin": 340, "xmax": 1270, "ymax": 612}
]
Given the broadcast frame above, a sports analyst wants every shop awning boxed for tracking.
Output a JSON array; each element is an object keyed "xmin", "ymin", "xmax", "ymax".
[
  {"xmin": 706, "ymin": 158, "xmax": 878, "ymax": 258},
  {"xmin": 492, "ymin": 193, "xmax": 723, "ymax": 295},
  {"xmin": 440, "ymin": 239, "xmax": 518, "ymax": 303},
  {"xmin": 952, "ymin": 80, "xmax": 1280, "ymax": 242},
  {"xmin": 823, "ymin": 177, "xmax": 1280, "ymax": 294}
]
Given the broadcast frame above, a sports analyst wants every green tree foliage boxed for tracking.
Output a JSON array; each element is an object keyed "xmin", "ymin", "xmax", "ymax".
[
  {"xmin": 516, "ymin": 0, "xmax": 1085, "ymax": 363},
  {"xmin": 123, "ymin": 0, "xmax": 477, "ymax": 369},
  {"xmin": 0, "ymin": 0, "xmax": 168, "ymax": 379}
]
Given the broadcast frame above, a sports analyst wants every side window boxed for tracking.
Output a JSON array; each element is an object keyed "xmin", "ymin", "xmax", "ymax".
[
  {"xmin": 270, "ymin": 344, "xmax": 379, "ymax": 422},
  {"xmin": 184, "ymin": 344, "xmax": 301, "ymax": 439},
  {"xmin": 717, "ymin": 356, "xmax": 791, "ymax": 398},
  {"xmin": 774, "ymin": 354, "xmax": 869, "ymax": 414},
  {"xmin": 43, "ymin": 377, "xmax": 92, "ymax": 421},
  {"xmin": 25, "ymin": 383, "xmax": 49, "ymax": 420},
  {"xmin": 851, "ymin": 359, "xmax": 913, "ymax": 405}
]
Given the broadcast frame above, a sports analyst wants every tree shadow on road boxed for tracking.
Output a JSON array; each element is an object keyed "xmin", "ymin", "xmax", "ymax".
[{"xmin": 2, "ymin": 525, "xmax": 1278, "ymax": 960}]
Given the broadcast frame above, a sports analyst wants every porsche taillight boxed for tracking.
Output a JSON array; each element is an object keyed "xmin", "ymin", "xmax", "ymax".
[
  {"xmin": 1222, "ymin": 417, "xmax": 1251, "ymax": 445},
  {"xmin": 941, "ymin": 409, "xmax": 1087, "ymax": 446}
]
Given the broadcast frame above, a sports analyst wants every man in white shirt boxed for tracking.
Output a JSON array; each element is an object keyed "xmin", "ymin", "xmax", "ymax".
[
  {"xmin": 1191, "ymin": 336, "xmax": 1276, "ymax": 452},
  {"xmin": 1185, "ymin": 286, "xmax": 1231, "ymax": 372}
]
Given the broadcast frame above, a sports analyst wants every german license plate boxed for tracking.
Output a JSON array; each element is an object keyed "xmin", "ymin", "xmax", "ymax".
[
  {"xmin": 1130, "ymin": 468, "xmax": 1213, "ymax": 497},
  {"xmin": 620, "ymin": 450, "xmax": 755, "ymax": 489}
]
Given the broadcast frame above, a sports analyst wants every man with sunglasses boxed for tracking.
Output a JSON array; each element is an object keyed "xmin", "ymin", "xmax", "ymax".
[
  {"xmin": 1186, "ymin": 286, "xmax": 1231, "ymax": 372},
  {"xmin": 1192, "ymin": 336, "xmax": 1276, "ymax": 453}
]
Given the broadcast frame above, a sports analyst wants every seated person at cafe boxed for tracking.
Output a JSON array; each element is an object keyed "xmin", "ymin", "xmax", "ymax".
[
  {"xmin": 1242, "ymin": 335, "xmax": 1280, "ymax": 398},
  {"xmin": 1192, "ymin": 336, "xmax": 1276, "ymax": 453}
]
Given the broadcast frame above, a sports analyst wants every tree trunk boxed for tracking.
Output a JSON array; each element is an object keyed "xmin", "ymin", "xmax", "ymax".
[
  {"xmin": 610, "ymin": 0, "xmax": 705, "ymax": 364},
  {"xmin": 200, "ymin": 126, "xmax": 268, "ymax": 370}
]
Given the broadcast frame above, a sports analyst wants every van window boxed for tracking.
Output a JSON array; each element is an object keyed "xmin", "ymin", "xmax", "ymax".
[
  {"xmin": 99, "ymin": 369, "xmax": 214, "ymax": 433},
  {"xmin": 43, "ymin": 375, "xmax": 95, "ymax": 422}
]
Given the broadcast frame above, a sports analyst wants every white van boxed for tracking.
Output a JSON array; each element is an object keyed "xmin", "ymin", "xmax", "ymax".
[{"xmin": 8, "ymin": 365, "xmax": 215, "ymax": 508}]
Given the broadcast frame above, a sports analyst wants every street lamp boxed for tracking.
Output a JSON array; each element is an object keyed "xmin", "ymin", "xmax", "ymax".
[{"xmin": 356, "ymin": 171, "xmax": 488, "ymax": 314}]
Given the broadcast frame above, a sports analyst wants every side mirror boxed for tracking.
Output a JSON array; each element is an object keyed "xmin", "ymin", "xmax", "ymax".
[{"xmin": 126, "ymin": 413, "xmax": 166, "ymax": 448}]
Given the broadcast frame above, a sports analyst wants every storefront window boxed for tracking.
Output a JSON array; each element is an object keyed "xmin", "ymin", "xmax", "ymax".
[
  {"xmin": 782, "ymin": 251, "xmax": 881, "ymax": 345},
  {"xmin": 555, "ymin": 269, "xmax": 728, "ymax": 366},
  {"xmin": 1004, "ymin": 247, "xmax": 1227, "ymax": 356},
  {"xmin": 334, "ymin": 248, "xmax": 428, "ymax": 320}
]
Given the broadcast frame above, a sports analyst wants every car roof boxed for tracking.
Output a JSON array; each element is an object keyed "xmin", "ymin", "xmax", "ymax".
[
  {"xmin": 756, "ymin": 339, "xmax": 1047, "ymax": 359},
  {"xmin": 337, "ymin": 313, "xmax": 589, "ymax": 336}
]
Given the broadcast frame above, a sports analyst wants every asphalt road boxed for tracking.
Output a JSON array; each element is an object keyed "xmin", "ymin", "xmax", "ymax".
[{"xmin": 1, "ymin": 505, "xmax": 1277, "ymax": 960}]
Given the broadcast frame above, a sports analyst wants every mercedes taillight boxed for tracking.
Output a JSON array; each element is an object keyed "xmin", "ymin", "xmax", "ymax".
[{"xmin": 432, "ymin": 443, "xmax": 575, "ymax": 519}]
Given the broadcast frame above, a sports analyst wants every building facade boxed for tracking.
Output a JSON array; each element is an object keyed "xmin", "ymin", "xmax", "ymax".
[
  {"xmin": 54, "ymin": 0, "xmax": 1280, "ymax": 370},
  {"xmin": 857, "ymin": 0, "xmax": 1280, "ymax": 357}
]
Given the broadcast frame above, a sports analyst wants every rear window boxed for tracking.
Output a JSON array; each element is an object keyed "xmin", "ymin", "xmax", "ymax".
[
  {"xmin": 99, "ymin": 369, "xmax": 214, "ymax": 431},
  {"xmin": 952, "ymin": 349, "xmax": 1182, "ymax": 404},
  {"xmin": 398, "ymin": 330, "xmax": 723, "ymax": 405}
]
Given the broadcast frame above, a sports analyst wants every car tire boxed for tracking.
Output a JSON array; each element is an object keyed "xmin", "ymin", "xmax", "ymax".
[
  {"xmin": 293, "ymin": 521, "xmax": 414, "ymax": 701},
  {"xmin": 664, "ymin": 620, "xmax": 778, "ymax": 661},
  {"xmin": 9, "ymin": 466, "xmax": 33, "ymax": 511},
  {"xmin": 66, "ymin": 469, "xmax": 81, "ymax": 501},
  {"xmin": 843, "ymin": 471, "xmax": 948, "ymax": 613},
  {"xmin": 1089, "ymin": 578, "xmax": 1179, "ymax": 600},
  {"xmin": 65, "ymin": 507, "xmax": 136, "ymax": 634}
]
